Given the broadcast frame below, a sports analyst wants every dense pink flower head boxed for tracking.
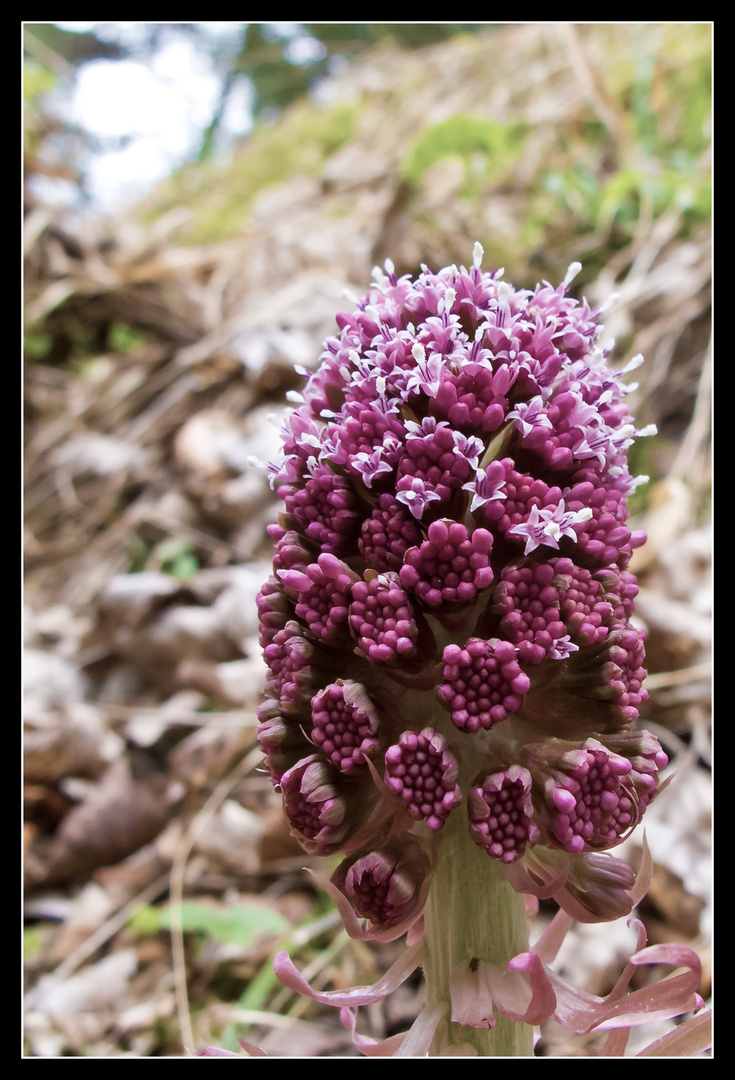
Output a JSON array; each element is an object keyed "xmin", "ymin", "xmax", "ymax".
[{"xmin": 259, "ymin": 245, "xmax": 663, "ymax": 926}]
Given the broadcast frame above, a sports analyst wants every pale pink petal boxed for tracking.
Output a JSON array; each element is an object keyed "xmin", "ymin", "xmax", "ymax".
[
  {"xmin": 449, "ymin": 952, "xmax": 557, "ymax": 1029},
  {"xmin": 339, "ymin": 1006, "xmax": 408, "ymax": 1056},
  {"xmin": 406, "ymin": 915, "xmax": 425, "ymax": 946},
  {"xmin": 547, "ymin": 970, "xmax": 622, "ymax": 1032},
  {"xmin": 602, "ymin": 916, "xmax": 648, "ymax": 1004},
  {"xmin": 636, "ymin": 1008, "xmax": 712, "ymax": 1057},
  {"xmin": 592, "ymin": 942, "xmax": 703, "ymax": 1031},
  {"xmin": 629, "ymin": 832, "xmax": 653, "ymax": 906},
  {"xmin": 393, "ymin": 1003, "xmax": 448, "ymax": 1057},
  {"xmin": 501, "ymin": 852, "xmax": 570, "ymax": 900},
  {"xmin": 449, "ymin": 960, "xmax": 496, "ymax": 1028},
  {"xmin": 305, "ymin": 868, "xmax": 367, "ymax": 940},
  {"xmin": 492, "ymin": 952, "xmax": 558, "ymax": 1025},
  {"xmin": 273, "ymin": 939, "xmax": 425, "ymax": 1008},
  {"xmin": 548, "ymin": 940, "xmax": 703, "ymax": 1033},
  {"xmin": 600, "ymin": 1028, "xmax": 631, "ymax": 1056},
  {"xmin": 532, "ymin": 908, "xmax": 574, "ymax": 966},
  {"xmin": 236, "ymin": 1037, "xmax": 268, "ymax": 1057}
]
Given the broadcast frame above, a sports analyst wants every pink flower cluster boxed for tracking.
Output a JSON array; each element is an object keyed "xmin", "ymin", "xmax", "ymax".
[{"xmin": 257, "ymin": 244, "xmax": 671, "ymax": 941}]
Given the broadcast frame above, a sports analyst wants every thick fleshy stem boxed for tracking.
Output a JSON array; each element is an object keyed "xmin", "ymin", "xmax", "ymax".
[{"xmin": 423, "ymin": 793, "xmax": 534, "ymax": 1055}]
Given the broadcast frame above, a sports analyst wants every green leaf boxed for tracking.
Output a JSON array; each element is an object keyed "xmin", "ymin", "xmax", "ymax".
[
  {"xmin": 401, "ymin": 114, "xmax": 526, "ymax": 190},
  {"xmin": 127, "ymin": 904, "xmax": 162, "ymax": 936},
  {"xmin": 24, "ymin": 333, "xmax": 53, "ymax": 359},
  {"xmin": 146, "ymin": 901, "xmax": 290, "ymax": 948},
  {"xmin": 152, "ymin": 538, "xmax": 199, "ymax": 582},
  {"xmin": 108, "ymin": 323, "xmax": 147, "ymax": 354},
  {"xmin": 24, "ymin": 926, "xmax": 43, "ymax": 960}
]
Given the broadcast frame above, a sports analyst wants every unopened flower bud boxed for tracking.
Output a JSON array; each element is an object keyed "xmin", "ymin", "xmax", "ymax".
[{"xmin": 331, "ymin": 835, "xmax": 432, "ymax": 932}]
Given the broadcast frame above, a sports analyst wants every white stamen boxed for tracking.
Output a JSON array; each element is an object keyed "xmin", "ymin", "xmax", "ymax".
[
  {"xmin": 285, "ymin": 390, "xmax": 306, "ymax": 403},
  {"xmin": 636, "ymin": 424, "xmax": 658, "ymax": 438},
  {"xmin": 564, "ymin": 261, "xmax": 583, "ymax": 287},
  {"xmin": 623, "ymin": 353, "xmax": 645, "ymax": 374},
  {"xmin": 384, "ymin": 257, "xmax": 395, "ymax": 275},
  {"xmin": 444, "ymin": 287, "xmax": 456, "ymax": 309},
  {"xmin": 342, "ymin": 288, "xmax": 361, "ymax": 305},
  {"xmin": 473, "ymin": 241, "xmax": 484, "ymax": 269},
  {"xmin": 412, "ymin": 343, "xmax": 426, "ymax": 363},
  {"xmin": 596, "ymin": 292, "xmax": 620, "ymax": 315},
  {"xmin": 497, "ymin": 281, "xmax": 511, "ymax": 306}
]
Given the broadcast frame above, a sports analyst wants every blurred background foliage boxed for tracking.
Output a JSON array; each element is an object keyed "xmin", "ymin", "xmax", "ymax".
[
  {"xmin": 24, "ymin": 22, "xmax": 712, "ymax": 237},
  {"xmin": 24, "ymin": 21, "xmax": 711, "ymax": 280},
  {"xmin": 23, "ymin": 23, "xmax": 492, "ymax": 202}
]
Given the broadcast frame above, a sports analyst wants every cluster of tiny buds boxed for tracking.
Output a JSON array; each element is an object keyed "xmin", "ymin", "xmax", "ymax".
[{"xmin": 257, "ymin": 244, "xmax": 665, "ymax": 929}]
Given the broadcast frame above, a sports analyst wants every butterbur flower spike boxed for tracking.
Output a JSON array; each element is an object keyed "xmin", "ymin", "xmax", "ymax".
[{"xmin": 252, "ymin": 247, "xmax": 705, "ymax": 1056}]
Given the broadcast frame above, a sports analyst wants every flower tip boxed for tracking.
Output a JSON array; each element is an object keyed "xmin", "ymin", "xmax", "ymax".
[
  {"xmin": 622, "ymin": 353, "xmax": 645, "ymax": 375},
  {"xmin": 472, "ymin": 241, "xmax": 484, "ymax": 269},
  {"xmin": 564, "ymin": 261, "xmax": 583, "ymax": 287}
]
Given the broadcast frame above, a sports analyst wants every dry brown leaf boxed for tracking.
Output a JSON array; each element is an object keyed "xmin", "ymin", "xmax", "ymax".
[{"xmin": 31, "ymin": 755, "xmax": 182, "ymax": 887}]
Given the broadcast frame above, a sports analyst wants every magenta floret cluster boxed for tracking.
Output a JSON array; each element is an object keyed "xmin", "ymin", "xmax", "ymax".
[
  {"xmin": 384, "ymin": 727, "xmax": 462, "ymax": 831},
  {"xmin": 257, "ymin": 246, "xmax": 666, "ymax": 929},
  {"xmin": 468, "ymin": 766, "xmax": 540, "ymax": 862},
  {"xmin": 437, "ymin": 638, "xmax": 530, "ymax": 731},
  {"xmin": 311, "ymin": 679, "xmax": 381, "ymax": 773}
]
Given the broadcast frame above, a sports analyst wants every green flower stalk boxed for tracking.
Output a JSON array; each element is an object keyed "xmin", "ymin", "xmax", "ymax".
[{"xmin": 256, "ymin": 246, "xmax": 703, "ymax": 1055}]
